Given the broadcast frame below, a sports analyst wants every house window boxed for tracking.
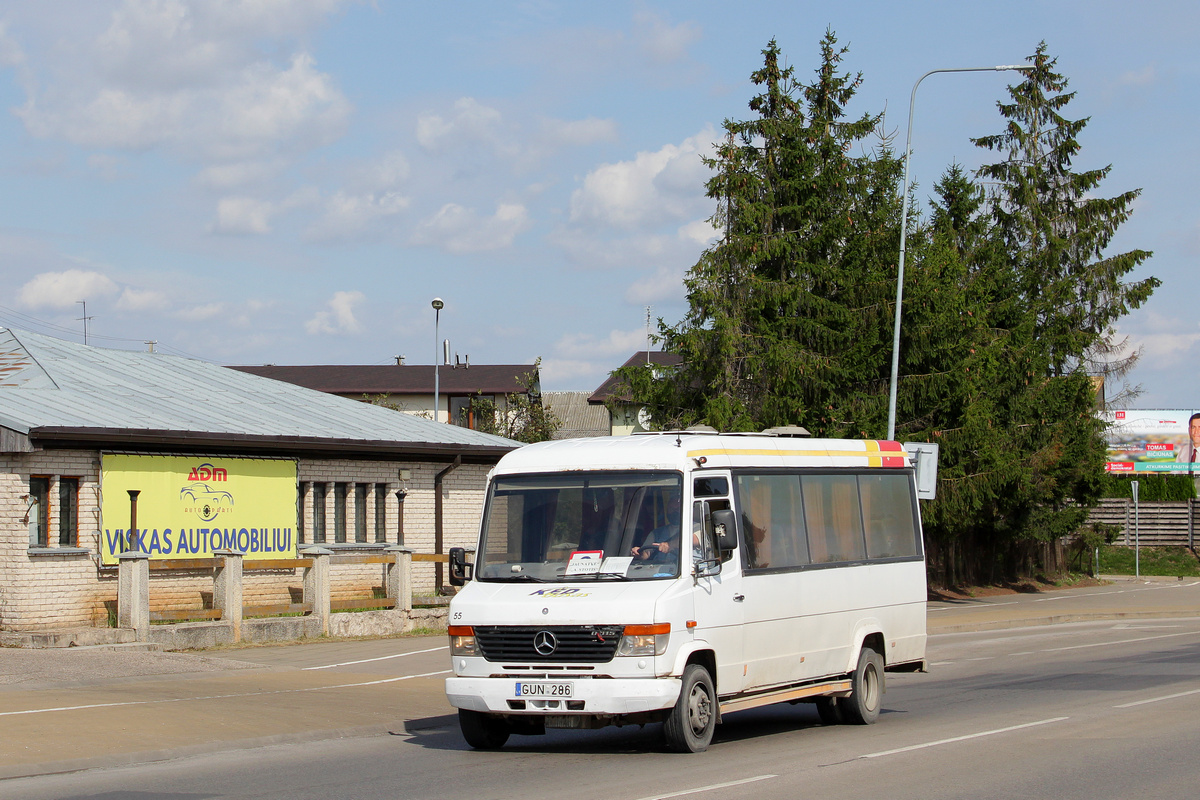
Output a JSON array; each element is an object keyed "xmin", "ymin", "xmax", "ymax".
[
  {"xmin": 355, "ymin": 483, "xmax": 368, "ymax": 543},
  {"xmin": 334, "ymin": 483, "xmax": 348, "ymax": 543},
  {"xmin": 28, "ymin": 477, "xmax": 49, "ymax": 547},
  {"xmin": 450, "ymin": 394, "xmax": 495, "ymax": 430},
  {"xmin": 312, "ymin": 483, "xmax": 327, "ymax": 543},
  {"xmin": 374, "ymin": 483, "xmax": 388, "ymax": 543},
  {"xmin": 58, "ymin": 477, "xmax": 79, "ymax": 546}
]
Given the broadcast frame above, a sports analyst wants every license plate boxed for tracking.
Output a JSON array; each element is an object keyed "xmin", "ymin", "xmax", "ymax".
[{"xmin": 515, "ymin": 681, "xmax": 573, "ymax": 698}]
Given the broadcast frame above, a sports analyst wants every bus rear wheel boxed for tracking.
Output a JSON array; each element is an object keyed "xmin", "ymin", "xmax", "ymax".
[{"xmin": 842, "ymin": 647, "xmax": 884, "ymax": 725}]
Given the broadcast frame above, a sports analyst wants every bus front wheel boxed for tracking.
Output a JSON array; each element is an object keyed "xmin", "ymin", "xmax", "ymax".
[
  {"xmin": 664, "ymin": 663, "xmax": 716, "ymax": 752},
  {"xmin": 459, "ymin": 709, "xmax": 511, "ymax": 749}
]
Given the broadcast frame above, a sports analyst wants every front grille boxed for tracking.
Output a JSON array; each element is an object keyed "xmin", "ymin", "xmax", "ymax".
[{"xmin": 474, "ymin": 625, "xmax": 622, "ymax": 663}]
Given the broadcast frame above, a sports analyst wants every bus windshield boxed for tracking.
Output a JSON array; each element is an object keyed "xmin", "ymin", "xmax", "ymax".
[{"xmin": 476, "ymin": 471, "xmax": 684, "ymax": 582}]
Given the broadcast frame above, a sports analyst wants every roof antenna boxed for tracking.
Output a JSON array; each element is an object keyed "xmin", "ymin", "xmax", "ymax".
[
  {"xmin": 646, "ymin": 305, "xmax": 652, "ymax": 363},
  {"xmin": 76, "ymin": 300, "xmax": 93, "ymax": 345},
  {"xmin": 675, "ymin": 433, "xmax": 682, "ymax": 448}
]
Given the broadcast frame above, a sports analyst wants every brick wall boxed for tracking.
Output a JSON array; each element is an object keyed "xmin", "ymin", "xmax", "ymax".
[{"xmin": 0, "ymin": 449, "xmax": 492, "ymax": 632}]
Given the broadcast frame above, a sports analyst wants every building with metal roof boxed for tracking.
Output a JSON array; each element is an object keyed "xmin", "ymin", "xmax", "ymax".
[{"xmin": 0, "ymin": 328, "xmax": 519, "ymax": 640}]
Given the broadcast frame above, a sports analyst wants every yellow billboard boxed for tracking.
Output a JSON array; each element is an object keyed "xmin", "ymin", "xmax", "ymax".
[{"xmin": 100, "ymin": 454, "xmax": 298, "ymax": 565}]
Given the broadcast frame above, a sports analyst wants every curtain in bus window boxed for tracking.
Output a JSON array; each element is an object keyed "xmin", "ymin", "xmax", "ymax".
[
  {"xmin": 735, "ymin": 474, "xmax": 809, "ymax": 569},
  {"xmin": 801, "ymin": 474, "xmax": 866, "ymax": 563},
  {"xmin": 858, "ymin": 474, "xmax": 920, "ymax": 559}
]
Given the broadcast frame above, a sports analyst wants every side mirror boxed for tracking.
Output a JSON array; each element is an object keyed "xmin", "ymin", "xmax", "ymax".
[
  {"xmin": 693, "ymin": 557, "xmax": 722, "ymax": 579},
  {"xmin": 710, "ymin": 509, "xmax": 737, "ymax": 552},
  {"xmin": 448, "ymin": 547, "xmax": 472, "ymax": 586}
]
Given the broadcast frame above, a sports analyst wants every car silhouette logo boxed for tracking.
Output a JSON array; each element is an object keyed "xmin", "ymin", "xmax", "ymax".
[
  {"xmin": 180, "ymin": 482, "xmax": 234, "ymax": 522},
  {"xmin": 533, "ymin": 630, "xmax": 557, "ymax": 656}
]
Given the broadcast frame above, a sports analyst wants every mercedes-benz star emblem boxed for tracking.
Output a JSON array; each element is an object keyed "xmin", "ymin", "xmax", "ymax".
[{"xmin": 533, "ymin": 630, "xmax": 558, "ymax": 656}]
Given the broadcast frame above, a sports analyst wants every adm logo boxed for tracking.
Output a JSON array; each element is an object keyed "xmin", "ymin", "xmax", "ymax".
[{"xmin": 180, "ymin": 463, "xmax": 233, "ymax": 522}]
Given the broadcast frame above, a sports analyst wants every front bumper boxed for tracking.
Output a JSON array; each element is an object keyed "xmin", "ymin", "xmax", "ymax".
[{"xmin": 446, "ymin": 676, "xmax": 682, "ymax": 716}]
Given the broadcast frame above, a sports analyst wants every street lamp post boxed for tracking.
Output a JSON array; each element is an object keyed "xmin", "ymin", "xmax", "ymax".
[
  {"xmin": 432, "ymin": 298, "xmax": 444, "ymax": 423},
  {"xmin": 886, "ymin": 64, "xmax": 1033, "ymax": 442}
]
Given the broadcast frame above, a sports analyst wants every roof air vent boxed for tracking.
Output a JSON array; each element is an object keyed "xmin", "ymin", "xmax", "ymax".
[{"xmin": 761, "ymin": 426, "xmax": 811, "ymax": 438}]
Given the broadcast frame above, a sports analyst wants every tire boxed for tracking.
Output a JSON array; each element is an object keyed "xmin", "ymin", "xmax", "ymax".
[
  {"xmin": 842, "ymin": 647, "xmax": 884, "ymax": 725},
  {"xmin": 663, "ymin": 663, "xmax": 717, "ymax": 752},
  {"xmin": 458, "ymin": 709, "xmax": 511, "ymax": 750},
  {"xmin": 815, "ymin": 696, "xmax": 846, "ymax": 725}
]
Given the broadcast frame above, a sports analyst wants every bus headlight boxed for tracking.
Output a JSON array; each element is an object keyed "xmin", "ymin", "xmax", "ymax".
[
  {"xmin": 618, "ymin": 623, "xmax": 670, "ymax": 656},
  {"xmin": 449, "ymin": 625, "xmax": 476, "ymax": 656}
]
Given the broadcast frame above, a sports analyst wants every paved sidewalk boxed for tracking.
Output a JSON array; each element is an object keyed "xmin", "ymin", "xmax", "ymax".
[{"xmin": 1, "ymin": 578, "xmax": 1198, "ymax": 781}]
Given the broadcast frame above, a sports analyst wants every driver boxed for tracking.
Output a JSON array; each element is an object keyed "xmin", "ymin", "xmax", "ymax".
[{"xmin": 631, "ymin": 493, "xmax": 682, "ymax": 561}]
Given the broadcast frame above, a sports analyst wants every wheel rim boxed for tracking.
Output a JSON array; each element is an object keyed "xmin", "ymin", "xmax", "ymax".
[
  {"xmin": 687, "ymin": 681, "xmax": 713, "ymax": 735},
  {"xmin": 863, "ymin": 663, "xmax": 880, "ymax": 712}
]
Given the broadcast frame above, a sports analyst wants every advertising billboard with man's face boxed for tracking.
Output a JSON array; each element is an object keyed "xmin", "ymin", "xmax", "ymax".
[
  {"xmin": 1103, "ymin": 409, "xmax": 1200, "ymax": 474},
  {"xmin": 100, "ymin": 454, "xmax": 298, "ymax": 564}
]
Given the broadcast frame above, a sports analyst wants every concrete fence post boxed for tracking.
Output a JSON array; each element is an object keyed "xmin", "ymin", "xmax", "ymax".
[
  {"xmin": 385, "ymin": 545, "xmax": 414, "ymax": 613},
  {"xmin": 117, "ymin": 550, "xmax": 151, "ymax": 640},
  {"xmin": 301, "ymin": 546, "xmax": 333, "ymax": 636},
  {"xmin": 213, "ymin": 550, "xmax": 244, "ymax": 643}
]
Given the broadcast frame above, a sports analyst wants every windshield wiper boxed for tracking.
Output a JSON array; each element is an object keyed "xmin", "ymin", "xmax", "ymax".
[
  {"xmin": 489, "ymin": 573, "xmax": 549, "ymax": 582},
  {"xmin": 587, "ymin": 571, "xmax": 633, "ymax": 581}
]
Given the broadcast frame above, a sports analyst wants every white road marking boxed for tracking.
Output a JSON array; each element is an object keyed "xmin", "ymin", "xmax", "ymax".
[
  {"xmin": 1028, "ymin": 630, "xmax": 1200, "ymax": 653},
  {"xmin": 302, "ymin": 645, "xmax": 449, "ymax": 670},
  {"xmin": 0, "ymin": 670, "xmax": 451, "ymax": 717},
  {"xmin": 632, "ymin": 774, "xmax": 777, "ymax": 800},
  {"xmin": 1115, "ymin": 688, "xmax": 1200, "ymax": 709},
  {"xmin": 862, "ymin": 717, "xmax": 1069, "ymax": 759}
]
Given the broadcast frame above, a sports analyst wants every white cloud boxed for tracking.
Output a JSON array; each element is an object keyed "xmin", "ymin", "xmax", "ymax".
[
  {"xmin": 304, "ymin": 150, "xmax": 413, "ymax": 241},
  {"xmin": 632, "ymin": 10, "xmax": 702, "ymax": 64},
  {"xmin": 306, "ymin": 190, "xmax": 409, "ymax": 241},
  {"xmin": 18, "ymin": 269, "xmax": 119, "ymax": 309},
  {"xmin": 116, "ymin": 287, "xmax": 169, "ymax": 311},
  {"xmin": 196, "ymin": 160, "xmax": 284, "ymax": 189},
  {"xmin": 540, "ymin": 358, "xmax": 605, "ymax": 387},
  {"xmin": 210, "ymin": 196, "xmax": 274, "ymax": 235},
  {"xmin": 177, "ymin": 302, "xmax": 224, "ymax": 321},
  {"xmin": 0, "ymin": 21, "xmax": 26, "ymax": 68},
  {"xmin": 305, "ymin": 290, "xmax": 364, "ymax": 335},
  {"xmin": 412, "ymin": 202, "xmax": 531, "ymax": 254},
  {"xmin": 569, "ymin": 126, "xmax": 716, "ymax": 230},
  {"xmin": 625, "ymin": 264, "xmax": 686, "ymax": 305},
  {"xmin": 416, "ymin": 97, "xmax": 615, "ymax": 170},
  {"xmin": 678, "ymin": 218, "xmax": 719, "ymax": 247},
  {"xmin": 539, "ymin": 116, "xmax": 619, "ymax": 148},
  {"xmin": 555, "ymin": 328, "xmax": 650, "ymax": 360},
  {"xmin": 1118, "ymin": 65, "xmax": 1156, "ymax": 88},
  {"xmin": 14, "ymin": 3, "xmax": 352, "ymax": 162},
  {"xmin": 416, "ymin": 97, "xmax": 507, "ymax": 154}
]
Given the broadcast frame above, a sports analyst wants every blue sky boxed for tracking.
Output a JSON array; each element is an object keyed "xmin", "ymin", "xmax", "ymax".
[{"xmin": 0, "ymin": 1, "xmax": 1194, "ymax": 406}]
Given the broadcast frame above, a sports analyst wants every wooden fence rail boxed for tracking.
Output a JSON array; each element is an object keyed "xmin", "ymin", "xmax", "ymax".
[
  {"xmin": 131, "ymin": 547, "xmax": 469, "ymax": 634},
  {"xmin": 1084, "ymin": 498, "xmax": 1196, "ymax": 548}
]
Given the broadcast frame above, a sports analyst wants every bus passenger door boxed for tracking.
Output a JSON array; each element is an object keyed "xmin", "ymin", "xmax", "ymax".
[{"xmin": 690, "ymin": 493, "xmax": 745, "ymax": 698}]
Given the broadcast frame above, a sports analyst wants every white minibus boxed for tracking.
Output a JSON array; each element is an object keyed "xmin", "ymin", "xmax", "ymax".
[{"xmin": 445, "ymin": 430, "xmax": 927, "ymax": 752}]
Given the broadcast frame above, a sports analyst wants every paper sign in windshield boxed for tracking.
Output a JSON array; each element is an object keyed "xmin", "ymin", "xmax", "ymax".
[{"xmin": 564, "ymin": 550, "xmax": 605, "ymax": 575}]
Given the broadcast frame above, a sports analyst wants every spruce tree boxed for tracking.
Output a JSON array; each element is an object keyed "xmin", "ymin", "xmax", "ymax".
[{"xmin": 620, "ymin": 33, "xmax": 902, "ymax": 435}]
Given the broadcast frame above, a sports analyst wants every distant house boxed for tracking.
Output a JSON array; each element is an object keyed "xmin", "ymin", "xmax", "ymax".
[
  {"xmin": 588, "ymin": 351, "xmax": 683, "ymax": 436},
  {"xmin": 542, "ymin": 392, "xmax": 611, "ymax": 439},
  {"xmin": 229, "ymin": 362, "xmax": 540, "ymax": 431}
]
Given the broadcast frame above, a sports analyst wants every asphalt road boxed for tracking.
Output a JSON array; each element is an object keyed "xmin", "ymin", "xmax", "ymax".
[{"xmin": 5, "ymin": 615, "xmax": 1200, "ymax": 800}]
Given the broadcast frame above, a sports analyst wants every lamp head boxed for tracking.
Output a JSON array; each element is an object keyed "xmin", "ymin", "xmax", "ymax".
[{"xmin": 431, "ymin": 298, "xmax": 444, "ymax": 310}]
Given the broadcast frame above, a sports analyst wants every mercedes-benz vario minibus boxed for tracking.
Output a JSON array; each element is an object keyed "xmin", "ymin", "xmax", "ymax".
[{"xmin": 444, "ymin": 430, "xmax": 927, "ymax": 752}]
